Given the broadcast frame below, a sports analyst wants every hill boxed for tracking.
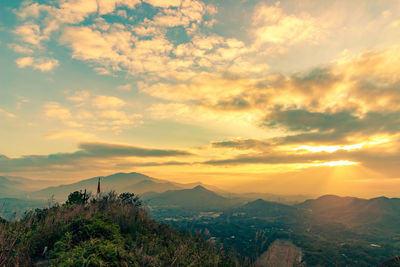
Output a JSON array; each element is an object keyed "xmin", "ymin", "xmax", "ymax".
[
  {"xmin": 0, "ymin": 198, "xmax": 46, "ymax": 220},
  {"xmin": 0, "ymin": 176, "xmax": 27, "ymax": 198},
  {"xmin": 297, "ymin": 194, "xmax": 400, "ymax": 235},
  {"xmin": 161, "ymin": 195, "xmax": 400, "ymax": 266},
  {"xmin": 232, "ymin": 198, "xmax": 298, "ymax": 219},
  {"xmin": 29, "ymin": 172, "xmax": 184, "ymax": 201},
  {"xmin": 27, "ymin": 172, "xmax": 225, "ymax": 202},
  {"xmin": 0, "ymin": 191, "xmax": 234, "ymax": 266},
  {"xmin": 144, "ymin": 185, "xmax": 243, "ymax": 210}
]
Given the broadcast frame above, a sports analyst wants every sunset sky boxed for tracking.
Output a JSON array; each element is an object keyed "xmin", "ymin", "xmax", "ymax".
[{"xmin": 1, "ymin": 0, "xmax": 400, "ymax": 197}]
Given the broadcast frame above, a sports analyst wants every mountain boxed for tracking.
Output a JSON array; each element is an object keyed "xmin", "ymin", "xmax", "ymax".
[
  {"xmin": 0, "ymin": 198, "xmax": 46, "ymax": 220},
  {"xmin": 297, "ymin": 194, "xmax": 400, "ymax": 234},
  {"xmin": 0, "ymin": 176, "xmax": 27, "ymax": 198},
  {"xmin": 29, "ymin": 172, "xmax": 183, "ymax": 201},
  {"xmin": 144, "ymin": 185, "xmax": 243, "ymax": 210},
  {"xmin": 221, "ymin": 192, "xmax": 312, "ymax": 204},
  {"xmin": 0, "ymin": 176, "xmax": 59, "ymax": 195},
  {"xmin": 231, "ymin": 198, "xmax": 299, "ymax": 219}
]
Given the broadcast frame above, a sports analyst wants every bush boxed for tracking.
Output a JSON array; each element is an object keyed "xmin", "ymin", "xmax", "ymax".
[
  {"xmin": 66, "ymin": 191, "xmax": 90, "ymax": 205},
  {"xmin": 0, "ymin": 191, "xmax": 234, "ymax": 266}
]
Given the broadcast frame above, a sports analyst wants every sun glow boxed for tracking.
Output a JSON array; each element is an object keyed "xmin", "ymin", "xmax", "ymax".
[
  {"xmin": 311, "ymin": 160, "xmax": 359, "ymax": 167},
  {"xmin": 293, "ymin": 136, "xmax": 393, "ymax": 153},
  {"xmin": 293, "ymin": 143, "xmax": 366, "ymax": 153}
]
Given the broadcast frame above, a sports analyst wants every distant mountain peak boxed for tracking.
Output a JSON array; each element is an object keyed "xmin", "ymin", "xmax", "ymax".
[
  {"xmin": 317, "ymin": 194, "xmax": 341, "ymax": 200},
  {"xmin": 192, "ymin": 185, "xmax": 207, "ymax": 191}
]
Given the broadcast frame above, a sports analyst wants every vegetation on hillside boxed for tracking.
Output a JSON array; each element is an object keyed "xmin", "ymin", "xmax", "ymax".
[{"xmin": 0, "ymin": 191, "xmax": 234, "ymax": 266}]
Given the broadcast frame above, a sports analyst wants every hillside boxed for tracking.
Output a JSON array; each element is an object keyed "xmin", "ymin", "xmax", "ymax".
[
  {"xmin": 29, "ymin": 172, "xmax": 183, "ymax": 201},
  {"xmin": 0, "ymin": 191, "xmax": 234, "ymax": 266},
  {"xmin": 0, "ymin": 198, "xmax": 46, "ymax": 220},
  {"xmin": 144, "ymin": 185, "xmax": 243, "ymax": 210},
  {"xmin": 297, "ymin": 194, "xmax": 400, "ymax": 235},
  {"xmin": 231, "ymin": 199, "xmax": 298, "ymax": 220},
  {"xmin": 27, "ymin": 172, "xmax": 226, "ymax": 202},
  {"xmin": 0, "ymin": 176, "xmax": 26, "ymax": 198},
  {"xmin": 161, "ymin": 195, "xmax": 400, "ymax": 266}
]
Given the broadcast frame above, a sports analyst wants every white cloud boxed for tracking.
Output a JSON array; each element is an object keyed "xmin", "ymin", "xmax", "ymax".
[
  {"xmin": 0, "ymin": 108, "xmax": 16, "ymax": 118},
  {"xmin": 252, "ymin": 2, "xmax": 324, "ymax": 47},
  {"xmin": 15, "ymin": 57, "xmax": 34, "ymax": 68},
  {"xmin": 33, "ymin": 58, "xmax": 59, "ymax": 72},
  {"xmin": 93, "ymin": 95, "xmax": 126, "ymax": 108},
  {"xmin": 13, "ymin": 23, "xmax": 47, "ymax": 46},
  {"xmin": 43, "ymin": 102, "xmax": 72, "ymax": 120},
  {"xmin": 68, "ymin": 91, "xmax": 91, "ymax": 102},
  {"xmin": 15, "ymin": 57, "xmax": 59, "ymax": 72},
  {"xmin": 9, "ymin": 44, "xmax": 33, "ymax": 54},
  {"xmin": 44, "ymin": 93, "xmax": 142, "ymax": 134},
  {"xmin": 45, "ymin": 130, "xmax": 97, "ymax": 140},
  {"xmin": 117, "ymin": 84, "xmax": 132, "ymax": 91},
  {"xmin": 144, "ymin": 0, "xmax": 181, "ymax": 8}
]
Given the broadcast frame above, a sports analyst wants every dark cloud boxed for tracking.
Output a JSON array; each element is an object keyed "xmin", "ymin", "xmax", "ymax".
[
  {"xmin": 212, "ymin": 139, "xmax": 271, "ymax": 150},
  {"xmin": 266, "ymin": 109, "xmax": 400, "ymax": 144},
  {"xmin": 204, "ymin": 145, "xmax": 400, "ymax": 178},
  {"xmin": 200, "ymin": 96, "xmax": 251, "ymax": 111},
  {"xmin": 115, "ymin": 161, "xmax": 190, "ymax": 168},
  {"xmin": 78, "ymin": 142, "xmax": 191, "ymax": 157},
  {"xmin": 215, "ymin": 97, "xmax": 250, "ymax": 110},
  {"xmin": 0, "ymin": 142, "xmax": 192, "ymax": 173},
  {"xmin": 291, "ymin": 67, "xmax": 341, "ymax": 93}
]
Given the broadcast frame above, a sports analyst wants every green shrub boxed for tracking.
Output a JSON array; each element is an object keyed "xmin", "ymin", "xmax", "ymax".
[{"xmin": 0, "ymin": 191, "xmax": 234, "ymax": 266}]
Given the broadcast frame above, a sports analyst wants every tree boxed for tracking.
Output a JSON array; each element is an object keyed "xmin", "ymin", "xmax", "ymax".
[
  {"xmin": 119, "ymin": 192, "xmax": 141, "ymax": 207},
  {"xmin": 66, "ymin": 191, "xmax": 90, "ymax": 205}
]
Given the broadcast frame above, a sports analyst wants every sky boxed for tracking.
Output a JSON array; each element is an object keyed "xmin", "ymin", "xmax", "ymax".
[{"xmin": 1, "ymin": 0, "xmax": 400, "ymax": 197}]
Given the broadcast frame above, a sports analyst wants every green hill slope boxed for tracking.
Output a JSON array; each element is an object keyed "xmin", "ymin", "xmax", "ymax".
[{"xmin": 0, "ymin": 191, "xmax": 234, "ymax": 266}]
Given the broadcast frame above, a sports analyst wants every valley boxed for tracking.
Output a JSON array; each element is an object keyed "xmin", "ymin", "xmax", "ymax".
[{"xmin": 1, "ymin": 172, "xmax": 400, "ymax": 266}]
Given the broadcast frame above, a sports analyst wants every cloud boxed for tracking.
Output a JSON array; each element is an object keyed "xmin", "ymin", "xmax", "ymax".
[
  {"xmin": 68, "ymin": 91, "xmax": 91, "ymax": 102},
  {"xmin": 262, "ymin": 96, "xmax": 400, "ymax": 145},
  {"xmin": 252, "ymin": 2, "xmax": 324, "ymax": 48},
  {"xmin": 45, "ymin": 130, "xmax": 97, "ymax": 140},
  {"xmin": 13, "ymin": 22, "xmax": 47, "ymax": 46},
  {"xmin": 212, "ymin": 139, "xmax": 271, "ymax": 150},
  {"xmin": 117, "ymin": 84, "xmax": 132, "ymax": 91},
  {"xmin": 16, "ymin": 57, "xmax": 59, "ymax": 72},
  {"xmin": 44, "ymin": 92, "xmax": 142, "ymax": 134},
  {"xmin": 202, "ymin": 143, "xmax": 396, "ymax": 167},
  {"xmin": 144, "ymin": 0, "xmax": 181, "ymax": 8},
  {"xmin": 13, "ymin": 0, "xmax": 232, "ymax": 79},
  {"xmin": 92, "ymin": 95, "xmax": 126, "ymax": 108},
  {"xmin": 43, "ymin": 102, "xmax": 72, "ymax": 120},
  {"xmin": 9, "ymin": 44, "xmax": 33, "ymax": 54},
  {"xmin": 0, "ymin": 142, "xmax": 192, "ymax": 173},
  {"xmin": 79, "ymin": 142, "xmax": 191, "ymax": 157},
  {"xmin": 140, "ymin": 72, "xmax": 257, "ymax": 102},
  {"xmin": 15, "ymin": 57, "xmax": 34, "ymax": 68},
  {"xmin": 61, "ymin": 25, "xmax": 133, "ymax": 62},
  {"xmin": 0, "ymin": 108, "xmax": 16, "ymax": 118},
  {"xmin": 203, "ymin": 151, "xmax": 342, "ymax": 166}
]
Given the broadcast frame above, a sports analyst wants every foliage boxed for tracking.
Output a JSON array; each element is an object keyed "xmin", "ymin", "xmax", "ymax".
[
  {"xmin": 0, "ymin": 191, "xmax": 234, "ymax": 266},
  {"xmin": 66, "ymin": 190, "xmax": 90, "ymax": 205},
  {"xmin": 119, "ymin": 192, "xmax": 141, "ymax": 207}
]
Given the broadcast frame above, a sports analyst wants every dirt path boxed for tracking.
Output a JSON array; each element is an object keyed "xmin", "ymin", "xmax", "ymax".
[
  {"xmin": 33, "ymin": 258, "xmax": 49, "ymax": 267},
  {"xmin": 254, "ymin": 239, "xmax": 302, "ymax": 267}
]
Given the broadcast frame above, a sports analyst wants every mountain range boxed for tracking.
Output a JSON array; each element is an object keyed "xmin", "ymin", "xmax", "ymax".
[{"xmin": 1, "ymin": 172, "xmax": 400, "ymax": 265}]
